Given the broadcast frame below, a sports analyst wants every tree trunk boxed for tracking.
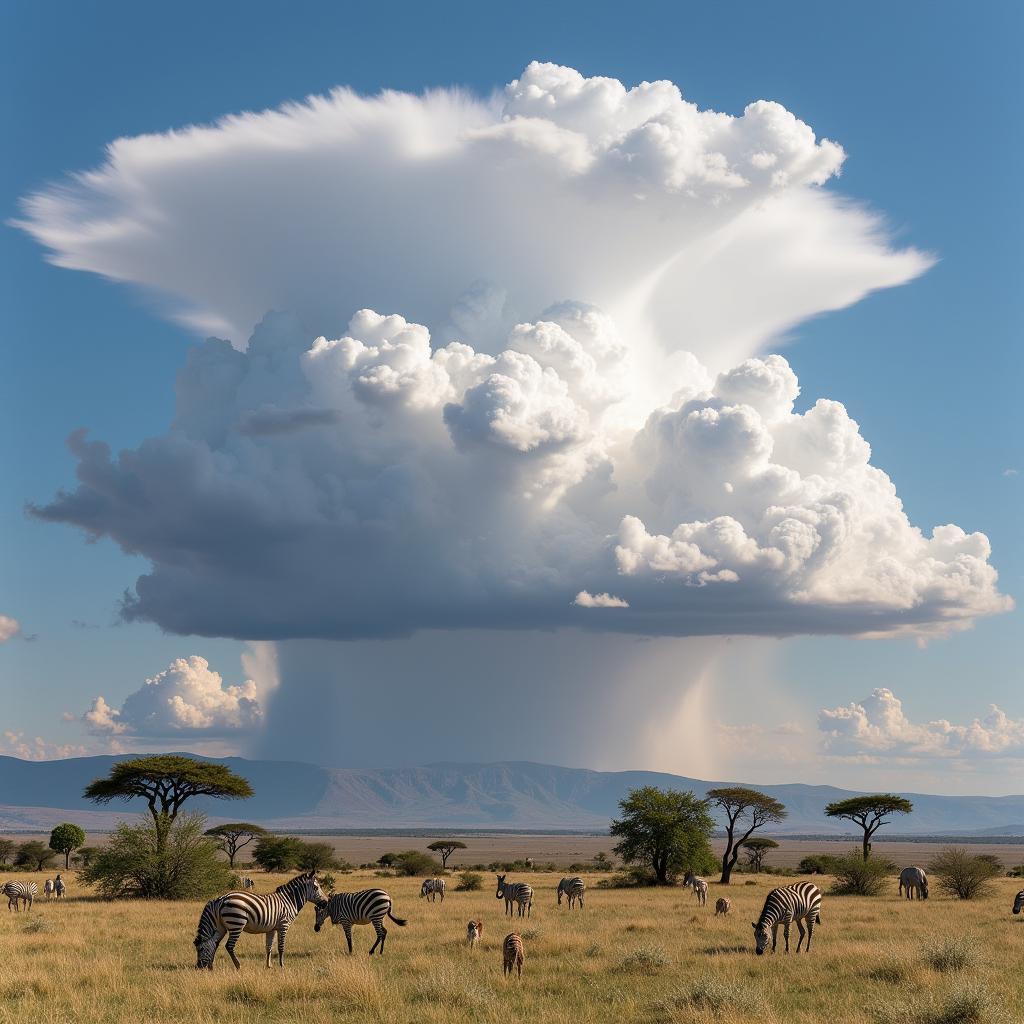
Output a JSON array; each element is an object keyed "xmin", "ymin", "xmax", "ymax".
[
  {"xmin": 862, "ymin": 832, "xmax": 870, "ymax": 861},
  {"xmin": 65, "ymin": 850, "xmax": 70, "ymax": 869}
]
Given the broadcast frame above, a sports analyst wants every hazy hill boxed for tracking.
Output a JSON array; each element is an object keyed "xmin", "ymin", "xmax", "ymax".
[{"xmin": 1, "ymin": 754, "xmax": 1022, "ymax": 834}]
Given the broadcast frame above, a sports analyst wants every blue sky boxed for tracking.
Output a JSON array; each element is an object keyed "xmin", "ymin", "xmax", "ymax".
[{"xmin": 1, "ymin": 1, "xmax": 1020, "ymax": 790}]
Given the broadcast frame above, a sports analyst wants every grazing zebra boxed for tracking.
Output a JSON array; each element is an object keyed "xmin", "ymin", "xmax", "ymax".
[
  {"xmin": 715, "ymin": 897, "xmax": 731, "ymax": 916},
  {"xmin": 557, "ymin": 876, "xmax": 585, "ymax": 909},
  {"xmin": 420, "ymin": 878, "xmax": 446, "ymax": 902},
  {"xmin": 466, "ymin": 919, "xmax": 483, "ymax": 949},
  {"xmin": 898, "ymin": 866, "xmax": 928, "ymax": 900},
  {"xmin": 496, "ymin": 874, "xmax": 533, "ymax": 918},
  {"xmin": 193, "ymin": 870, "xmax": 326, "ymax": 970},
  {"xmin": 1013, "ymin": 891, "xmax": 1024, "ymax": 915},
  {"xmin": 683, "ymin": 871, "xmax": 708, "ymax": 907},
  {"xmin": 503, "ymin": 933, "xmax": 525, "ymax": 978},
  {"xmin": 3, "ymin": 881, "xmax": 38, "ymax": 912},
  {"xmin": 751, "ymin": 882, "xmax": 822, "ymax": 956},
  {"xmin": 242, "ymin": 877, "xmax": 255, "ymax": 891},
  {"xmin": 313, "ymin": 889, "xmax": 407, "ymax": 955},
  {"xmin": 54, "ymin": 874, "xmax": 66, "ymax": 899},
  {"xmin": 44, "ymin": 879, "xmax": 55, "ymax": 900}
]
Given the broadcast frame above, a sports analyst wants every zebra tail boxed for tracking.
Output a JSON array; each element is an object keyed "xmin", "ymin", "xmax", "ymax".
[{"xmin": 388, "ymin": 912, "xmax": 408, "ymax": 927}]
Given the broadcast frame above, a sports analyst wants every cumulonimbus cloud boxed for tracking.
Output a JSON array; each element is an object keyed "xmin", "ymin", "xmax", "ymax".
[
  {"xmin": 820, "ymin": 688, "xmax": 1024, "ymax": 760},
  {"xmin": 82, "ymin": 656, "xmax": 263, "ymax": 737},
  {"xmin": 17, "ymin": 63, "xmax": 1008, "ymax": 644}
]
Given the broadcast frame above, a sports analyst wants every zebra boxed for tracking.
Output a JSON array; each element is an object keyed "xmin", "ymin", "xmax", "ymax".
[
  {"xmin": 3, "ymin": 881, "xmax": 38, "ymax": 912},
  {"xmin": 503, "ymin": 932, "xmax": 525, "ymax": 978},
  {"xmin": 420, "ymin": 878, "xmax": 446, "ymax": 902},
  {"xmin": 313, "ymin": 889, "xmax": 407, "ymax": 955},
  {"xmin": 683, "ymin": 871, "xmax": 708, "ymax": 907},
  {"xmin": 496, "ymin": 874, "xmax": 533, "ymax": 918},
  {"xmin": 1012, "ymin": 890, "xmax": 1024, "ymax": 915},
  {"xmin": 898, "ymin": 866, "xmax": 928, "ymax": 900},
  {"xmin": 193, "ymin": 870, "xmax": 326, "ymax": 970},
  {"xmin": 44, "ymin": 879, "xmax": 55, "ymax": 900},
  {"xmin": 557, "ymin": 876, "xmax": 585, "ymax": 909},
  {"xmin": 54, "ymin": 874, "xmax": 66, "ymax": 899},
  {"xmin": 715, "ymin": 897, "xmax": 731, "ymax": 916},
  {"xmin": 466, "ymin": 919, "xmax": 483, "ymax": 949},
  {"xmin": 751, "ymin": 881, "xmax": 822, "ymax": 956},
  {"xmin": 242, "ymin": 877, "xmax": 255, "ymax": 891}
]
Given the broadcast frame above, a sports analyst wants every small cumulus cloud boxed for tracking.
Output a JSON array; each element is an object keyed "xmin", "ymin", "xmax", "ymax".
[
  {"xmin": 82, "ymin": 656, "xmax": 263, "ymax": 738},
  {"xmin": 0, "ymin": 616, "xmax": 21, "ymax": 643},
  {"xmin": 574, "ymin": 591, "xmax": 629, "ymax": 608},
  {"xmin": 819, "ymin": 688, "xmax": 1024, "ymax": 760},
  {"xmin": 1, "ymin": 731, "xmax": 89, "ymax": 761}
]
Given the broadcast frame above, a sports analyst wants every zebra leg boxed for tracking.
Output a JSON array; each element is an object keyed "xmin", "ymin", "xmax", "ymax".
[
  {"xmin": 265, "ymin": 931, "xmax": 274, "ymax": 969},
  {"xmin": 782, "ymin": 921, "xmax": 791, "ymax": 953},
  {"xmin": 796, "ymin": 919, "xmax": 806, "ymax": 952},
  {"xmin": 771, "ymin": 923, "xmax": 779, "ymax": 953},
  {"xmin": 805, "ymin": 918, "xmax": 814, "ymax": 952},
  {"xmin": 277, "ymin": 924, "xmax": 287, "ymax": 968},
  {"xmin": 225, "ymin": 928, "xmax": 244, "ymax": 970},
  {"xmin": 343, "ymin": 923, "xmax": 354, "ymax": 955},
  {"xmin": 370, "ymin": 921, "xmax": 385, "ymax": 955}
]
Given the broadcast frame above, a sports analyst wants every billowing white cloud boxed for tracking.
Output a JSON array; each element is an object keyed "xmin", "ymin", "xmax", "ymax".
[
  {"xmin": 31, "ymin": 312, "xmax": 1009, "ymax": 640},
  {"xmin": 574, "ymin": 591, "xmax": 630, "ymax": 609},
  {"xmin": 83, "ymin": 656, "xmax": 263, "ymax": 737},
  {"xmin": 1, "ymin": 731, "xmax": 89, "ymax": 761},
  {"xmin": 819, "ymin": 688, "xmax": 1024, "ymax": 759},
  {"xmin": 15, "ymin": 62, "xmax": 927, "ymax": 384},
  {"xmin": 0, "ymin": 616, "xmax": 21, "ymax": 643}
]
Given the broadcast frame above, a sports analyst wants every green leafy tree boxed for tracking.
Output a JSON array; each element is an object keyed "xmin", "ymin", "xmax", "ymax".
[
  {"xmin": 741, "ymin": 836, "xmax": 779, "ymax": 873},
  {"xmin": 824, "ymin": 795, "xmax": 913, "ymax": 861},
  {"xmin": 706, "ymin": 787, "xmax": 787, "ymax": 884},
  {"xmin": 203, "ymin": 823, "xmax": 267, "ymax": 867},
  {"xmin": 295, "ymin": 841, "xmax": 338, "ymax": 871},
  {"xmin": 427, "ymin": 840, "xmax": 467, "ymax": 869},
  {"xmin": 77, "ymin": 846, "xmax": 100, "ymax": 868},
  {"xmin": 377, "ymin": 852, "xmax": 398, "ymax": 868},
  {"xmin": 392, "ymin": 850, "xmax": 441, "ymax": 876},
  {"xmin": 49, "ymin": 823, "xmax": 87, "ymax": 869},
  {"xmin": 252, "ymin": 835, "xmax": 304, "ymax": 872},
  {"xmin": 81, "ymin": 813, "xmax": 234, "ymax": 900},
  {"xmin": 610, "ymin": 786, "xmax": 716, "ymax": 885},
  {"xmin": 15, "ymin": 840, "xmax": 56, "ymax": 871},
  {"xmin": 0, "ymin": 838, "xmax": 14, "ymax": 866},
  {"xmin": 83, "ymin": 756, "xmax": 253, "ymax": 854},
  {"xmin": 929, "ymin": 847, "xmax": 1001, "ymax": 900},
  {"xmin": 828, "ymin": 850, "xmax": 897, "ymax": 895}
]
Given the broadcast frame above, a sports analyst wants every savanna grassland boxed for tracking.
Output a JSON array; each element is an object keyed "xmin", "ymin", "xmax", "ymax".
[{"xmin": 1, "ymin": 869, "xmax": 1022, "ymax": 1024}]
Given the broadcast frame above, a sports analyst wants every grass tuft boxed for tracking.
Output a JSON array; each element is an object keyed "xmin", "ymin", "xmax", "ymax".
[
  {"xmin": 617, "ymin": 944, "xmax": 669, "ymax": 974},
  {"xmin": 921, "ymin": 938, "xmax": 980, "ymax": 973}
]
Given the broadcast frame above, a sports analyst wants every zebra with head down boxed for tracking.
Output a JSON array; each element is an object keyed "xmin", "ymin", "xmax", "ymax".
[{"xmin": 899, "ymin": 866, "xmax": 928, "ymax": 900}]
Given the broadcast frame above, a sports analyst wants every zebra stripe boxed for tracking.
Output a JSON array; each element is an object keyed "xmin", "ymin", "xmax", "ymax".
[
  {"xmin": 1013, "ymin": 890, "xmax": 1024, "ymax": 915},
  {"xmin": 420, "ymin": 878, "xmax": 446, "ymax": 902},
  {"xmin": 557, "ymin": 876, "xmax": 585, "ymax": 908},
  {"xmin": 193, "ymin": 870, "xmax": 326, "ymax": 970},
  {"xmin": 3, "ymin": 882, "xmax": 38, "ymax": 912},
  {"xmin": 54, "ymin": 876, "xmax": 66, "ymax": 899},
  {"xmin": 683, "ymin": 872, "xmax": 708, "ymax": 907},
  {"xmin": 496, "ymin": 874, "xmax": 533, "ymax": 918},
  {"xmin": 752, "ymin": 881, "xmax": 822, "ymax": 955},
  {"xmin": 314, "ymin": 888, "xmax": 407, "ymax": 955},
  {"xmin": 503, "ymin": 932, "xmax": 525, "ymax": 978},
  {"xmin": 899, "ymin": 866, "xmax": 928, "ymax": 900}
]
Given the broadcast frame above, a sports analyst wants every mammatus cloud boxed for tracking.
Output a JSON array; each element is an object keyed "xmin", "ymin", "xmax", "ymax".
[
  {"xmin": 32, "ymin": 309, "xmax": 1009, "ymax": 640},
  {"xmin": 0, "ymin": 616, "xmax": 21, "ymax": 643},
  {"xmin": 819, "ymin": 688, "xmax": 1024, "ymax": 760},
  {"xmin": 82, "ymin": 656, "xmax": 263, "ymax": 738}
]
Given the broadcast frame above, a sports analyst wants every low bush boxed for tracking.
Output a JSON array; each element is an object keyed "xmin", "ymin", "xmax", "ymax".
[
  {"xmin": 391, "ymin": 850, "xmax": 441, "ymax": 876},
  {"xmin": 872, "ymin": 982, "xmax": 1009, "ymax": 1024},
  {"xmin": 617, "ymin": 945, "xmax": 669, "ymax": 974},
  {"xmin": 921, "ymin": 938, "xmax": 980, "ymax": 973},
  {"xmin": 663, "ymin": 975, "xmax": 760, "ymax": 1015},
  {"xmin": 928, "ymin": 848, "xmax": 1001, "ymax": 900},
  {"xmin": 455, "ymin": 871, "xmax": 482, "ymax": 891},
  {"xmin": 799, "ymin": 854, "xmax": 837, "ymax": 875},
  {"xmin": 829, "ymin": 851, "xmax": 897, "ymax": 896},
  {"xmin": 596, "ymin": 866, "xmax": 658, "ymax": 889}
]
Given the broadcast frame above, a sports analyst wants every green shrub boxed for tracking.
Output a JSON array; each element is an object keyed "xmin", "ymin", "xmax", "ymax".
[
  {"xmin": 928, "ymin": 848, "xmax": 1001, "ymax": 900},
  {"xmin": 392, "ymin": 850, "xmax": 441, "ymax": 876},
  {"xmin": 294, "ymin": 841, "xmax": 338, "ymax": 871},
  {"xmin": 829, "ymin": 850, "xmax": 897, "ymax": 895},
  {"xmin": 252, "ymin": 835, "xmax": 304, "ymax": 872},
  {"xmin": 799, "ymin": 854, "xmax": 840, "ymax": 875},
  {"xmin": 455, "ymin": 871, "xmax": 482, "ymax": 891},
  {"xmin": 81, "ymin": 813, "xmax": 234, "ymax": 900},
  {"xmin": 596, "ymin": 866, "xmax": 659, "ymax": 889}
]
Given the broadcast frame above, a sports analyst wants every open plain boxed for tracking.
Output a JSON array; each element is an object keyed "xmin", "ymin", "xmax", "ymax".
[{"xmin": 1, "ymin": 867, "xmax": 1022, "ymax": 1024}]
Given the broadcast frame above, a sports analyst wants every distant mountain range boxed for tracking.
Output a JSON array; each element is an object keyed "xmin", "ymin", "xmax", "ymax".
[{"xmin": 1, "ymin": 754, "xmax": 1023, "ymax": 835}]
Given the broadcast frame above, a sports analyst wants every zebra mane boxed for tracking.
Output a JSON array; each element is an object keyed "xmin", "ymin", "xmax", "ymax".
[{"xmin": 275, "ymin": 871, "xmax": 315, "ymax": 909}]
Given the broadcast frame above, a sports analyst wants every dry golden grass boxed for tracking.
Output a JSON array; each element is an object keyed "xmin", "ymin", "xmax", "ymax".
[{"xmin": 0, "ymin": 869, "xmax": 1022, "ymax": 1024}]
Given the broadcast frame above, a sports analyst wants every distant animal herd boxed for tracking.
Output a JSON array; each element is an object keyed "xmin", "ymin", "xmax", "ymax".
[{"xmin": 6, "ymin": 864, "xmax": 1024, "ymax": 976}]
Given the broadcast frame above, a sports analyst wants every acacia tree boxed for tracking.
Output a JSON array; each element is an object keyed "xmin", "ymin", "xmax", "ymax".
[
  {"xmin": 427, "ymin": 840, "xmax": 467, "ymax": 869},
  {"xmin": 49, "ymin": 823, "xmax": 87, "ymax": 869},
  {"xmin": 15, "ymin": 840, "xmax": 56, "ymax": 871},
  {"xmin": 741, "ymin": 837, "xmax": 779, "ymax": 873},
  {"xmin": 610, "ymin": 786, "xmax": 716, "ymax": 885},
  {"xmin": 706, "ymin": 787, "xmax": 787, "ymax": 884},
  {"xmin": 0, "ymin": 838, "xmax": 14, "ymax": 866},
  {"xmin": 204, "ymin": 823, "xmax": 267, "ymax": 867},
  {"xmin": 83, "ymin": 756, "xmax": 253, "ymax": 854},
  {"xmin": 825, "ymin": 794, "xmax": 913, "ymax": 861}
]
